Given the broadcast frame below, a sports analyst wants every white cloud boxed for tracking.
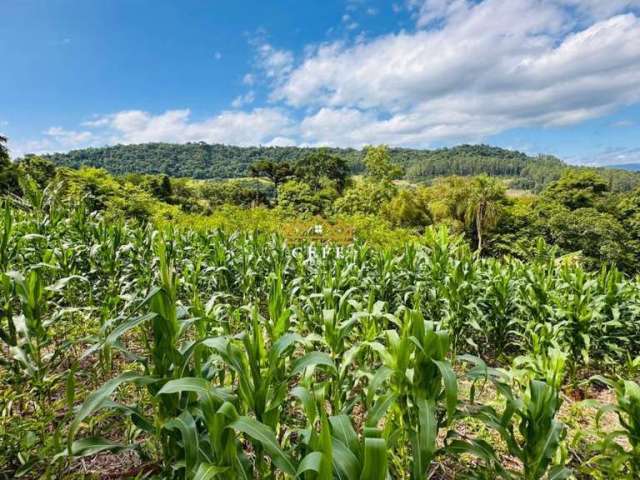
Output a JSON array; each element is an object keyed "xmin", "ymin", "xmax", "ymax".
[
  {"xmin": 555, "ymin": 0, "xmax": 640, "ymax": 20},
  {"xmin": 407, "ymin": 0, "xmax": 472, "ymax": 27},
  {"xmin": 44, "ymin": 126, "xmax": 93, "ymax": 146},
  {"xmin": 255, "ymin": 42, "xmax": 294, "ymax": 81},
  {"xmin": 243, "ymin": 73, "xmax": 256, "ymax": 85},
  {"xmin": 81, "ymin": 116, "xmax": 112, "ymax": 128},
  {"xmin": 231, "ymin": 91, "xmax": 256, "ymax": 108},
  {"xmin": 407, "ymin": 0, "xmax": 640, "ymax": 26},
  {"xmin": 18, "ymin": 0, "xmax": 640, "ymax": 155},
  {"xmin": 265, "ymin": 136, "xmax": 297, "ymax": 147},
  {"xmin": 341, "ymin": 13, "xmax": 360, "ymax": 30},
  {"xmin": 9, "ymin": 127, "xmax": 94, "ymax": 157},
  {"xmin": 581, "ymin": 146, "xmax": 640, "ymax": 165},
  {"xmin": 85, "ymin": 108, "xmax": 295, "ymax": 146},
  {"xmin": 268, "ymin": 1, "xmax": 640, "ymax": 146}
]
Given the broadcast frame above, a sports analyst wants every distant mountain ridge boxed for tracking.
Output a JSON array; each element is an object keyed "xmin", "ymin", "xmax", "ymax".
[
  {"xmin": 41, "ymin": 142, "xmax": 640, "ymax": 192},
  {"xmin": 608, "ymin": 163, "xmax": 640, "ymax": 172}
]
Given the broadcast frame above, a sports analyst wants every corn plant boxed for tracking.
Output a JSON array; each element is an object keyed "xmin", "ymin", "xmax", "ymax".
[
  {"xmin": 1, "ymin": 198, "xmax": 640, "ymax": 479},
  {"xmin": 462, "ymin": 350, "xmax": 571, "ymax": 480},
  {"xmin": 582, "ymin": 376, "xmax": 640, "ymax": 478}
]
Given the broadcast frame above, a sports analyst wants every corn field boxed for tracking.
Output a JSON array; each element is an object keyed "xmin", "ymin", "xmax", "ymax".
[{"xmin": 1, "ymin": 197, "xmax": 640, "ymax": 479}]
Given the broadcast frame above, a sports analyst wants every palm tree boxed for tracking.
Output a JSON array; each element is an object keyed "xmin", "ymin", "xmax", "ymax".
[{"xmin": 464, "ymin": 175, "xmax": 506, "ymax": 255}]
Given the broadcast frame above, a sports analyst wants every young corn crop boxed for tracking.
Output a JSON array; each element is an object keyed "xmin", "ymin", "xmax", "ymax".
[{"xmin": 1, "ymin": 197, "xmax": 640, "ymax": 479}]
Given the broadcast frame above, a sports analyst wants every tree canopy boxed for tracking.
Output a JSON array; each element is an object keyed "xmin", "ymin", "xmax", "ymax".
[{"xmin": 39, "ymin": 142, "xmax": 640, "ymax": 192}]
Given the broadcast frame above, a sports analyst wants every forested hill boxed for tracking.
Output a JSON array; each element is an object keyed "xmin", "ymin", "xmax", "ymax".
[{"xmin": 42, "ymin": 142, "xmax": 640, "ymax": 191}]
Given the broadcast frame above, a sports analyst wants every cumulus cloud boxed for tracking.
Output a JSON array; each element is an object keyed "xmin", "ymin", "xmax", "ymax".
[
  {"xmin": 265, "ymin": 136, "xmax": 297, "ymax": 147},
  {"xmin": 21, "ymin": 0, "xmax": 640, "ymax": 155},
  {"xmin": 9, "ymin": 126, "xmax": 94, "ymax": 157},
  {"xmin": 85, "ymin": 108, "xmax": 295, "ymax": 146},
  {"xmin": 255, "ymin": 43, "xmax": 294, "ymax": 81},
  {"xmin": 407, "ymin": 0, "xmax": 640, "ymax": 26},
  {"xmin": 268, "ymin": 0, "xmax": 640, "ymax": 146},
  {"xmin": 45, "ymin": 126, "xmax": 92, "ymax": 144},
  {"xmin": 555, "ymin": 0, "xmax": 640, "ymax": 20}
]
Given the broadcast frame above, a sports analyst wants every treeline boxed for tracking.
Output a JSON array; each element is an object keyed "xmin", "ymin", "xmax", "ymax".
[
  {"xmin": 41, "ymin": 142, "xmax": 640, "ymax": 192},
  {"xmin": 42, "ymin": 143, "xmax": 361, "ymax": 180},
  {"xmin": 5, "ymin": 138, "xmax": 640, "ymax": 273}
]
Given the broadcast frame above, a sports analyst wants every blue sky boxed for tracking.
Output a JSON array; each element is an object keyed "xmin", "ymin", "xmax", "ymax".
[{"xmin": 2, "ymin": 0, "xmax": 640, "ymax": 165}]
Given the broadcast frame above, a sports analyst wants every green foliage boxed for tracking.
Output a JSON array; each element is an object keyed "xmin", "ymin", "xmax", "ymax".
[
  {"xmin": 249, "ymin": 159, "xmax": 293, "ymax": 191},
  {"xmin": 464, "ymin": 175, "xmax": 508, "ymax": 253},
  {"xmin": 543, "ymin": 170, "xmax": 609, "ymax": 210},
  {"xmin": 16, "ymin": 156, "xmax": 57, "ymax": 188},
  {"xmin": 383, "ymin": 188, "xmax": 432, "ymax": 229},
  {"xmin": 582, "ymin": 377, "xmax": 640, "ymax": 478},
  {"xmin": 363, "ymin": 145, "xmax": 404, "ymax": 182},
  {"xmin": 277, "ymin": 179, "xmax": 338, "ymax": 215},
  {"xmin": 1, "ymin": 197, "xmax": 640, "ymax": 478},
  {"xmin": 0, "ymin": 135, "xmax": 8, "ymax": 165},
  {"xmin": 7, "ymin": 157, "xmax": 640, "ymax": 272},
  {"xmin": 0, "ymin": 135, "xmax": 19, "ymax": 195},
  {"xmin": 548, "ymin": 207, "xmax": 634, "ymax": 269},
  {"xmin": 333, "ymin": 180, "xmax": 396, "ymax": 215},
  {"xmin": 292, "ymin": 149, "xmax": 350, "ymax": 193},
  {"xmin": 42, "ymin": 142, "xmax": 640, "ymax": 192},
  {"xmin": 199, "ymin": 179, "xmax": 269, "ymax": 208}
]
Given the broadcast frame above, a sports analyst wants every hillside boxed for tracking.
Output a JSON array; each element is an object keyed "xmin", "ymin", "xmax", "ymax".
[{"xmin": 42, "ymin": 142, "xmax": 640, "ymax": 192}]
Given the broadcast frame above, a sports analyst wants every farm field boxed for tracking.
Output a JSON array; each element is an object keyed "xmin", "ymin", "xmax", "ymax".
[
  {"xmin": 5, "ymin": 1, "xmax": 640, "ymax": 478},
  {"xmin": 1, "ymin": 197, "xmax": 639, "ymax": 479}
]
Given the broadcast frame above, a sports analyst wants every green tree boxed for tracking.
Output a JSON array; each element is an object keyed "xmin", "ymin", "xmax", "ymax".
[
  {"xmin": 424, "ymin": 176, "xmax": 473, "ymax": 230},
  {"xmin": 464, "ymin": 175, "xmax": 507, "ymax": 254},
  {"xmin": 363, "ymin": 145, "xmax": 404, "ymax": 182},
  {"xmin": 0, "ymin": 135, "xmax": 19, "ymax": 194},
  {"xmin": 548, "ymin": 207, "xmax": 634, "ymax": 269},
  {"xmin": 248, "ymin": 160, "xmax": 293, "ymax": 199},
  {"xmin": 17, "ymin": 155, "xmax": 57, "ymax": 188},
  {"xmin": 543, "ymin": 170, "xmax": 609, "ymax": 210},
  {"xmin": 489, "ymin": 195, "xmax": 545, "ymax": 259},
  {"xmin": 155, "ymin": 175, "xmax": 173, "ymax": 201},
  {"xmin": 383, "ymin": 188, "xmax": 432, "ymax": 229},
  {"xmin": 334, "ymin": 180, "xmax": 396, "ymax": 215},
  {"xmin": 277, "ymin": 179, "xmax": 338, "ymax": 215},
  {"xmin": 200, "ymin": 180, "xmax": 268, "ymax": 208},
  {"xmin": 293, "ymin": 149, "xmax": 349, "ymax": 193}
]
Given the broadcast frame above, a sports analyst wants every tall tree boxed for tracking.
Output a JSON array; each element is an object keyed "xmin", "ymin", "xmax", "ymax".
[
  {"xmin": 464, "ymin": 175, "xmax": 506, "ymax": 254},
  {"xmin": 293, "ymin": 149, "xmax": 349, "ymax": 193},
  {"xmin": 249, "ymin": 160, "xmax": 293, "ymax": 199},
  {"xmin": 543, "ymin": 170, "xmax": 609, "ymax": 210},
  {"xmin": 0, "ymin": 135, "xmax": 19, "ymax": 194},
  {"xmin": 363, "ymin": 145, "xmax": 404, "ymax": 182}
]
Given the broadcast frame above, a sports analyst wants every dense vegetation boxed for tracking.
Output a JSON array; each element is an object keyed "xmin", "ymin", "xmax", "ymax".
[
  {"xmin": 2, "ymin": 192, "xmax": 640, "ymax": 479},
  {"xmin": 42, "ymin": 143, "xmax": 640, "ymax": 192},
  {"xmin": 4, "ymin": 141, "xmax": 640, "ymax": 272},
  {"xmin": 2, "ymin": 137, "xmax": 640, "ymax": 478}
]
